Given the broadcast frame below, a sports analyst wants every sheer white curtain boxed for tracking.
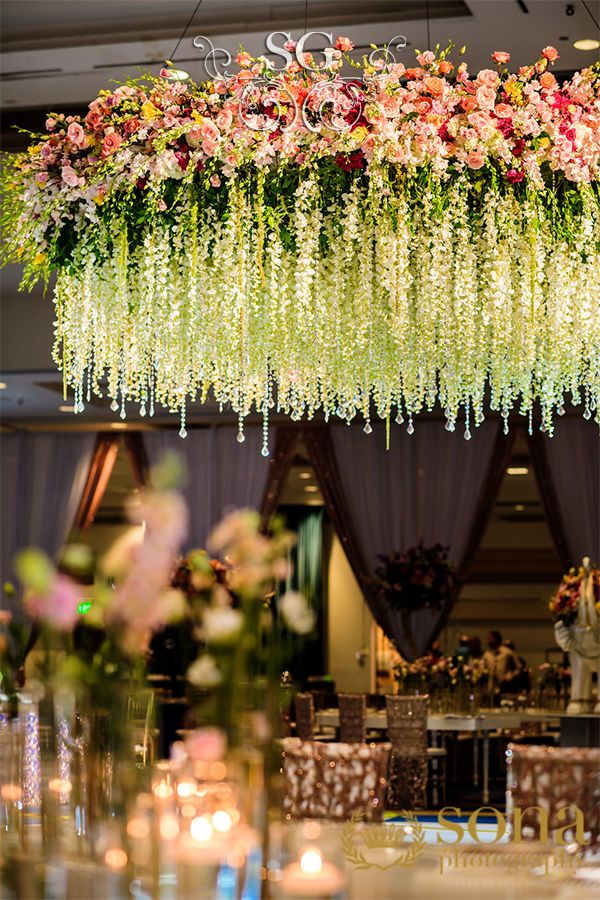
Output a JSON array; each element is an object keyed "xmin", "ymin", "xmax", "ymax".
[
  {"xmin": 0, "ymin": 432, "xmax": 96, "ymax": 615},
  {"xmin": 308, "ymin": 421, "xmax": 504, "ymax": 659},
  {"xmin": 143, "ymin": 426, "xmax": 271, "ymax": 549},
  {"xmin": 530, "ymin": 419, "xmax": 600, "ymax": 567}
]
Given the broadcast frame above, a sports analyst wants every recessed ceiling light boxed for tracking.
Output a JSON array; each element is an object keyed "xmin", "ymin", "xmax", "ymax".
[
  {"xmin": 298, "ymin": 471, "xmax": 312, "ymax": 479},
  {"xmin": 514, "ymin": 504, "xmax": 526, "ymax": 512},
  {"xmin": 506, "ymin": 466, "xmax": 529, "ymax": 476},
  {"xmin": 304, "ymin": 485, "xmax": 319, "ymax": 493},
  {"xmin": 59, "ymin": 405, "xmax": 75, "ymax": 412},
  {"xmin": 573, "ymin": 38, "xmax": 600, "ymax": 51},
  {"xmin": 0, "ymin": 382, "xmax": 7, "ymax": 390},
  {"xmin": 110, "ymin": 422, "xmax": 129, "ymax": 430}
]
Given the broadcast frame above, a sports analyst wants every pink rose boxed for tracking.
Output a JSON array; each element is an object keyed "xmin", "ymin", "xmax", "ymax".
[
  {"xmin": 157, "ymin": 199, "xmax": 167, "ymax": 211},
  {"xmin": 476, "ymin": 69, "xmax": 500, "ymax": 88},
  {"xmin": 476, "ymin": 85, "xmax": 496, "ymax": 110},
  {"xmin": 492, "ymin": 51, "xmax": 510, "ymax": 65},
  {"xmin": 61, "ymin": 165, "xmax": 80, "ymax": 187},
  {"xmin": 184, "ymin": 727, "xmax": 226, "ymax": 763},
  {"xmin": 67, "ymin": 122, "xmax": 86, "ymax": 147},
  {"xmin": 465, "ymin": 151, "xmax": 485, "ymax": 169},
  {"xmin": 85, "ymin": 110, "xmax": 104, "ymax": 131},
  {"xmin": 494, "ymin": 103, "xmax": 513, "ymax": 118},
  {"xmin": 46, "ymin": 117, "xmax": 56, "ymax": 131},
  {"xmin": 101, "ymin": 132, "xmax": 122, "ymax": 158},
  {"xmin": 235, "ymin": 51, "xmax": 252, "ymax": 68},
  {"xmin": 24, "ymin": 575, "xmax": 81, "ymax": 632},
  {"xmin": 209, "ymin": 174, "xmax": 221, "ymax": 188},
  {"xmin": 215, "ymin": 108, "xmax": 233, "ymax": 131},
  {"xmin": 542, "ymin": 46, "xmax": 559, "ymax": 62},
  {"xmin": 335, "ymin": 36, "xmax": 354, "ymax": 52},
  {"xmin": 417, "ymin": 51, "xmax": 435, "ymax": 66},
  {"xmin": 284, "ymin": 39, "xmax": 296, "ymax": 52}
]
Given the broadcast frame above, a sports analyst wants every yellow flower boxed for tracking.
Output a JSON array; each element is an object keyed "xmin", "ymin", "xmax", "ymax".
[
  {"xmin": 34, "ymin": 252, "xmax": 46, "ymax": 266},
  {"xmin": 94, "ymin": 194, "xmax": 106, "ymax": 205},
  {"xmin": 539, "ymin": 137, "xmax": 550, "ymax": 149},
  {"xmin": 141, "ymin": 100, "xmax": 161, "ymax": 121},
  {"xmin": 191, "ymin": 110, "xmax": 204, "ymax": 123}
]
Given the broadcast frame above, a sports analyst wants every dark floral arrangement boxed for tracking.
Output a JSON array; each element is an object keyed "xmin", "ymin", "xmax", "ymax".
[{"xmin": 372, "ymin": 543, "xmax": 459, "ymax": 614}]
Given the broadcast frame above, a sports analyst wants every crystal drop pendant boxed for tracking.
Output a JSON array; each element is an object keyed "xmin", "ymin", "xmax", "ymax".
[
  {"xmin": 179, "ymin": 426, "xmax": 187, "ymax": 438},
  {"xmin": 236, "ymin": 430, "xmax": 245, "ymax": 443},
  {"xmin": 407, "ymin": 421, "xmax": 414, "ymax": 435},
  {"xmin": 557, "ymin": 405, "xmax": 565, "ymax": 416},
  {"xmin": 110, "ymin": 400, "xmax": 119, "ymax": 412},
  {"xmin": 261, "ymin": 445, "xmax": 269, "ymax": 457},
  {"xmin": 583, "ymin": 407, "xmax": 591, "ymax": 420},
  {"xmin": 363, "ymin": 422, "xmax": 372, "ymax": 435},
  {"xmin": 140, "ymin": 405, "xmax": 146, "ymax": 418},
  {"xmin": 464, "ymin": 427, "xmax": 472, "ymax": 441}
]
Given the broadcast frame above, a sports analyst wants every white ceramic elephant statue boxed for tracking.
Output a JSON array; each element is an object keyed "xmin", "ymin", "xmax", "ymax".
[{"xmin": 554, "ymin": 558, "xmax": 600, "ymax": 714}]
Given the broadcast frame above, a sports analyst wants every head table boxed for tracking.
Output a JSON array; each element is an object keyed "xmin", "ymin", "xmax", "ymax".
[{"xmin": 315, "ymin": 709, "xmax": 564, "ymax": 804}]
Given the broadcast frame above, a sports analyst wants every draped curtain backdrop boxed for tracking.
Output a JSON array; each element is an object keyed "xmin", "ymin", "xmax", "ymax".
[
  {"xmin": 0, "ymin": 432, "xmax": 96, "ymax": 616},
  {"xmin": 305, "ymin": 421, "xmax": 510, "ymax": 660},
  {"xmin": 142, "ymin": 426, "xmax": 274, "ymax": 549},
  {"xmin": 529, "ymin": 419, "xmax": 600, "ymax": 569}
]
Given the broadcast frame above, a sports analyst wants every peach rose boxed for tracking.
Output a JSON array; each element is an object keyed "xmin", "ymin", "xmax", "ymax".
[
  {"xmin": 492, "ymin": 51, "xmax": 510, "ymax": 65},
  {"xmin": 67, "ymin": 122, "xmax": 86, "ymax": 147},
  {"xmin": 335, "ymin": 36, "xmax": 354, "ymax": 52},
  {"xmin": 494, "ymin": 103, "xmax": 513, "ymax": 119},
  {"xmin": 417, "ymin": 51, "xmax": 435, "ymax": 66},
  {"xmin": 216, "ymin": 108, "xmax": 233, "ymax": 131},
  {"xmin": 539, "ymin": 72, "xmax": 557, "ymax": 90},
  {"xmin": 424, "ymin": 76, "xmax": 445, "ymax": 97},
  {"xmin": 476, "ymin": 69, "xmax": 500, "ymax": 88},
  {"xmin": 541, "ymin": 46, "xmax": 559, "ymax": 62}
]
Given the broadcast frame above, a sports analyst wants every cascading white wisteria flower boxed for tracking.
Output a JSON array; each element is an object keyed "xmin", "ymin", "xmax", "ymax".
[{"xmin": 51, "ymin": 174, "xmax": 599, "ymax": 444}]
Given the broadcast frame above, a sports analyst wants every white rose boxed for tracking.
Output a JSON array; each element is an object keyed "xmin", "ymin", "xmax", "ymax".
[
  {"xmin": 203, "ymin": 606, "xmax": 243, "ymax": 644},
  {"xmin": 279, "ymin": 591, "xmax": 316, "ymax": 635},
  {"xmin": 187, "ymin": 655, "xmax": 222, "ymax": 688}
]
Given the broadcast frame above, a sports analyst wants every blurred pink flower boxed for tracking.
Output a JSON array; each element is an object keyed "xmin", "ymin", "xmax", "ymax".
[
  {"xmin": 24, "ymin": 575, "xmax": 81, "ymax": 631},
  {"xmin": 492, "ymin": 51, "xmax": 511, "ymax": 65},
  {"xmin": 542, "ymin": 46, "xmax": 559, "ymax": 62},
  {"xmin": 184, "ymin": 727, "xmax": 226, "ymax": 762}
]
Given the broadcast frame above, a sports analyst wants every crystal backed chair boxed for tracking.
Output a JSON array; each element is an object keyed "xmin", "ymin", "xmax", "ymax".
[
  {"xmin": 338, "ymin": 692, "xmax": 366, "ymax": 744},
  {"xmin": 127, "ymin": 690, "xmax": 156, "ymax": 767},
  {"xmin": 385, "ymin": 694, "xmax": 429, "ymax": 810},
  {"xmin": 506, "ymin": 744, "xmax": 600, "ymax": 844},
  {"xmin": 281, "ymin": 738, "xmax": 391, "ymax": 822},
  {"xmin": 293, "ymin": 692, "xmax": 315, "ymax": 741}
]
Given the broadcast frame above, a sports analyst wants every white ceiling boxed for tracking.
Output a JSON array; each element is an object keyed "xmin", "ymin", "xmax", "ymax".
[{"xmin": 1, "ymin": 1, "xmax": 598, "ymax": 109}]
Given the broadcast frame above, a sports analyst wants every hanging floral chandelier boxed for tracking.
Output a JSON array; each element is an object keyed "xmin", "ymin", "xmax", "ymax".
[{"xmin": 1, "ymin": 39, "xmax": 599, "ymax": 451}]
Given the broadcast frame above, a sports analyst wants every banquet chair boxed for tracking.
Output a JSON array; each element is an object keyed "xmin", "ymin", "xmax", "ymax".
[
  {"xmin": 293, "ymin": 692, "xmax": 315, "ymax": 741},
  {"xmin": 127, "ymin": 690, "xmax": 156, "ymax": 767},
  {"xmin": 506, "ymin": 744, "xmax": 600, "ymax": 844},
  {"xmin": 385, "ymin": 695, "xmax": 430, "ymax": 810},
  {"xmin": 281, "ymin": 738, "xmax": 391, "ymax": 822},
  {"xmin": 338, "ymin": 692, "xmax": 366, "ymax": 743}
]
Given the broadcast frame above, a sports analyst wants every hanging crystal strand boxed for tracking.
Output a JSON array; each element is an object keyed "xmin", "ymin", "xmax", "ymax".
[
  {"xmin": 236, "ymin": 384, "xmax": 245, "ymax": 445},
  {"xmin": 149, "ymin": 370, "xmax": 155, "ymax": 418},
  {"xmin": 464, "ymin": 398, "xmax": 472, "ymax": 441},
  {"xmin": 261, "ymin": 373, "xmax": 271, "ymax": 457},
  {"xmin": 179, "ymin": 400, "xmax": 187, "ymax": 438},
  {"xmin": 407, "ymin": 413, "xmax": 414, "ymax": 435}
]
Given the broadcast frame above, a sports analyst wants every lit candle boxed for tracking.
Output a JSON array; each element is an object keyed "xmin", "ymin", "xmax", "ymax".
[{"xmin": 281, "ymin": 848, "xmax": 346, "ymax": 897}]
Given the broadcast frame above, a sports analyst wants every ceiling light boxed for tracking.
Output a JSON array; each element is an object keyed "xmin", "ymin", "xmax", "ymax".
[
  {"xmin": 304, "ymin": 485, "xmax": 319, "ymax": 493},
  {"xmin": 573, "ymin": 38, "xmax": 600, "ymax": 51},
  {"xmin": 110, "ymin": 422, "xmax": 129, "ymax": 430},
  {"xmin": 59, "ymin": 404, "xmax": 75, "ymax": 412},
  {"xmin": 0, "ymin": 382, "xmax": 7, "ymax": 390},
  {"xmin": 506, "ymin": 466, "xmax": 529, "ymax": 476},
  {"xmin": 298, "ymin": 471, "xmax": 312, "ymax": 479},
  {"xmin": 514, "ymin": 504, "xmax": 526, "ymax": 512}
]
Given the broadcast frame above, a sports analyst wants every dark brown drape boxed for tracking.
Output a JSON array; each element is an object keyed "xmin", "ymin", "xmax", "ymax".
[
  {"xmin": 73, "ymin": 434, "xmax": 121, "ymax": 530},
  {"xmin": 528, "ymin": 419, "xmax": 600, "ymax": 569},
  {"xmin": 305, "ymin": 421, "xmax": 512, "ymax": 660}
]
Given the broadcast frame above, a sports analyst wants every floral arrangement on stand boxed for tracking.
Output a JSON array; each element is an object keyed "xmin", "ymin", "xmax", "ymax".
[
  {"xmin": 394, "ymin": 650, "xmax": 487, "ymax": 712},
  {"xmin": 372, "ymin": 543, "xmax": 458, "ymax": 658},
  {"xmin": 1, "ymin": 41, "xmax": 598, "ymax": 444},
  {"xmin": 548, "ymin": 563, "xmax": 600, "ymax": 624}
]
